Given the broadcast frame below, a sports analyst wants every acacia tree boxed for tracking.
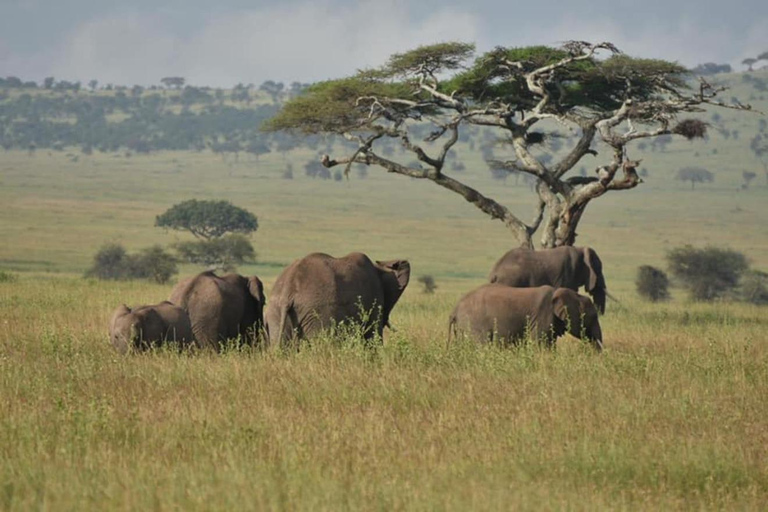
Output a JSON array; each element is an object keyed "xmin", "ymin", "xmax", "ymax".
[
  {"xmin": 155, "ymin": 199, "xmax": 258, "ymax": 239},
  {"xmin": 266, "ymin": 41, "xmax": 754, "ymax": 248},
  {"xmin": 155, "ymin": 200, "xmax": 259, "ymax": 270},
  {"xmin": 676, "ymin": 166, "xmax": 714, "ymax": 190}
]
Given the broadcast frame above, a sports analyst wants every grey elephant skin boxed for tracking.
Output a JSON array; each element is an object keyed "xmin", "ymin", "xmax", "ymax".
[
  {"xmin": 109, "ymin": 301, "xmax": 194, "ymax": 354},
  {"xmin": 448, "ymin": 284, "xmax": 603, "ymax": 351},
  {"xmin": 170, "ymin": 271, "xmax": 265, "ymax": 351},
  {"xmin": 265, "ymin": 252, "xmax": 411, "ymax": 347},
  {"xmin": 488, "ymin": 246, "xmax": 607, "ymax": 314}
]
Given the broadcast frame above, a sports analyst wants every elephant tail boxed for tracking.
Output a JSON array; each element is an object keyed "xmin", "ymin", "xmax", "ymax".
[
  {"xmin": 274, "ymin": 299, "xmax": 293, "ymax": 348},
  {"xmin": 446, "ymin": 314, "xmax": 457, "ymax": 349}
]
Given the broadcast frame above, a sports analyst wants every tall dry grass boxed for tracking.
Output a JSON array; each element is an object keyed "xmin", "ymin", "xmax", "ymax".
[{"xmin": 2, "ymin": 276, "xmax": 767, "ymax": 510}]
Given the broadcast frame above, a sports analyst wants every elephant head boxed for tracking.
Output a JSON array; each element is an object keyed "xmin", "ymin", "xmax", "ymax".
[
  {"xmin": 109, "ymin": 304, "xmax": 162, "ymax": 353},
  {"xmin": 375, "ymin": 259, "xmax": 411, "ymax": 327},
  {"xmin": 552, "ymin": 288, "xmax": 603, "ymax": 351},
  {"xmin": 579, "ymin": 247, "xmax": 606, "ymax": 315}
]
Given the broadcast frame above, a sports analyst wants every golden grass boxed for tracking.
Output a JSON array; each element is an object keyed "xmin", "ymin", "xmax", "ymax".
[{"xmin": 1, "ymin": 276, "xmax": 767, "ymax": 510}]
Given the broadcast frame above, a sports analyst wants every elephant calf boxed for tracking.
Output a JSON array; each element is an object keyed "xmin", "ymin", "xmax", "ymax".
[
  {"xmin": 109, "ymin": 301, "xmax": 194, "ymax": 354},
  {"xmin": 265, "ymin": 252, "xmax": 411, "ymax": 347},
  {"xmin": 448, "ymin": 284, "xmax": 603, "ymax": 351}
]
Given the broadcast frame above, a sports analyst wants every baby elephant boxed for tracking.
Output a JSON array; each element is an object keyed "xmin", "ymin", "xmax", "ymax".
[
  {"xmin": 448, "ymin": 284, "xmax": 603, "ymax": 351},
  {"xmin": 109, "ymin": 301, "xmax": 194, "ymax": 354}
]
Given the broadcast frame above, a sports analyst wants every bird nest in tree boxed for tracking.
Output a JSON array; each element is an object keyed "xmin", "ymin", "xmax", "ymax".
[{"xmin": 672, "ymin": 119, "xmax": 708, "ymax": 140}]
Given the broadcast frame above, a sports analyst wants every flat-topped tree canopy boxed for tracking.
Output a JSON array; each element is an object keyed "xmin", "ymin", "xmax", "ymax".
[{"xmin": 265, "ymin": 40, "xmax": 755, "ymax": 248}]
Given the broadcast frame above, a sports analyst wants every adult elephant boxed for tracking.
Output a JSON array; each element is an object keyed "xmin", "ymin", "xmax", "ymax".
[
  {"xmin": 109, "ymin": 301, "xmax": 193, "ymax": 354},
  {"xmin": 448, "ymin": 284, "xmax": 603, "ymax": 351},
  {"xmin": 170, "ymin": 271, "xmax": 265, "ymax": 351},
  {"xmin": 488, "ymin": 246, "xmax": 607, "ymax": 314},
  {"xmin": 265, "ymin": 252, "xmax": 411, "ymax": 347}
]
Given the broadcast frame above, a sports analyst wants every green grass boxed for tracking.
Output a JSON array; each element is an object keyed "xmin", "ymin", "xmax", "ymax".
[{"xmin": 1, "ymin": 74, "xmax": 768, "ymax": 508}]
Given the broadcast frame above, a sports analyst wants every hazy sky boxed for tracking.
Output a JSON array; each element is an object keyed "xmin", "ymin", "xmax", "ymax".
[{"xmin": 2, "ymin": 0, "xmax": 767, "ymax": 87}]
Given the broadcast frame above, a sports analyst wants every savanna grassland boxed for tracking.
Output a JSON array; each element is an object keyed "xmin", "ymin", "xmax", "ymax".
[{"xmin": 2, "ymin": 72, "xmax": 768, "ymax": 510}]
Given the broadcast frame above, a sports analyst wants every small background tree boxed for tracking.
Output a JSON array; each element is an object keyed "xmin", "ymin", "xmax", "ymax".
[
  {"xmin": 667, "ymin": 246, "xmax": 748, "ymax": 301},
  {"xmin": 742, "ymin": 171, "xmax": 757, "ymax": 189},
  {"xmin": 676, "ymin": 167, "xmax": 714, "ymax": 190},
  {"xmin": 417, "ymin": 275, "xmax": 438, "ymax": 294},
  {"xmin": 635, "ymin": 265, "xmax": 670, "ymax": 302},
  {"xmin": 156, "ymin": 199, "xmax": 259, "ymax": 271},
  {"xmin": 156, "ymin": 199, "xmax": 258, "ymax": 240}
]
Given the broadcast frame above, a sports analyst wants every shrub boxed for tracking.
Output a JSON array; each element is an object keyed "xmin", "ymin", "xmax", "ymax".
[
  {"xmin": 635, "ymin": 265, "xmax": 670, "ymax": 302},
  {"xmin": 667, "ymin": 245, "xmax": 748, "ymax": 301},
  {"xmin": 174, "ymin": 234, "xmax": 255, "ymax": 271},
  {"xmin": 417, "ymin": 275, "xmax": 438, "ymax": 294},
  {"xmin": 134, "ymin": 245, "xmax": 179, "ymax": 284},
  {"xmin": 740, "ymin": 270, "xmax": 768, "ymax": 305},
  {"xmin": 0, "ymin": 270, "xmax": 18, "ymax": 283},
  {"xmin": 85, "ymin": 243, "xmax": 178, "ymax": 283},
  {"xmin": 85, "ymin": 243, "xmax": 130, "ymax": 280}
]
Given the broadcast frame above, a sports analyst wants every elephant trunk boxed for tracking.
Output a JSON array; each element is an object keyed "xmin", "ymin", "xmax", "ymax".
[{"xmin": 590, "ymin": 324, "xmax": 603, "ymax": 352}]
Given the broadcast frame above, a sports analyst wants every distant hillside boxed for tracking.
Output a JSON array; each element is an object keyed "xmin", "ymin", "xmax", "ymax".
[{"xmin": 1, "ymin": 71, "xmax": 767, "ymax": 168}]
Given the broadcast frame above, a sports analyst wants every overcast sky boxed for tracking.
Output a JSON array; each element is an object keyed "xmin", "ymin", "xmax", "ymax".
[{"xmin": 1, "ymin": 0, "xmax": 767, "ymax": 87}]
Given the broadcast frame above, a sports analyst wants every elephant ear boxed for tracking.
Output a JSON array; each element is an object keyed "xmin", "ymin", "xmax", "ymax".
[
  {"xmin": 553, "ymin": 288, "xmax": 584, "ymax": 325},
  {"xmin": 247, "ymin": 276, "xmax": 265, "ymax": 305},
  {"xmin": 583, "ymin": 247, "xmax": 606, "ymax": 314},
  {"xmin": 374, "ymin": 260, "xmax": 411, "ymax": 326},
  {"xmin": 109, "ymin": 304, "xmax": 131, "ymax": 332},
  {"xmin": 376, "ymin": 260, "xmax": 411, "ymax": 291}
]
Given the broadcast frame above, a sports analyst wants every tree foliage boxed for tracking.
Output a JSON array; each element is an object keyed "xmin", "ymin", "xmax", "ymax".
[
  {"xmin": 667, "ymin": 246, "xmax": 748, "ymax": 301},
  {"xmin": 265, "ymin": 40, "xmax": 751, "ymax": 247},
  {"xmin": 675, "ymin": 167, "xmax": 714, "ymax": 189},
  {"xmin": 155, "ymin": 200, "xmax": 258, "ymax": 240}
]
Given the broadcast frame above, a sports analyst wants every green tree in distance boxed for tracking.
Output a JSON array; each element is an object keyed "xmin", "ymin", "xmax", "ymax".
[
  {"xmin": 155, "ymin": 199, "xmax": 258, "ymax": 240},
  {"xmin": 156, "ymin": 200, "xmax": 259, "ymax": 270}
]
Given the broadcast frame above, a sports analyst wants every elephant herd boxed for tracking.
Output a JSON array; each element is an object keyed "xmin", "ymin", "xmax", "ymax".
[{"xmin": 109, "ymin": 246, "xmax": 607, "ymax": 354}]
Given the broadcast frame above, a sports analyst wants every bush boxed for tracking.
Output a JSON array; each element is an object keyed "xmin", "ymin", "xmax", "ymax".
[
  {"xmin": 85, "ymin": 243, "xmax": 178, "ymax": 283},
  {"xmin": 0, "ymin": 270, "xmax": 18, "ymax": 283},
  {"xmin": 417, "ymin": 275, "xmax": 438, "ymax": 294},
  {"xmin": 667, "ymin": 245, "xmax": 748, "ymax": 301},
  {"xmin": 635, "ymin": 265, "xmax": 670, "ymax": 302},
  {"xmin": 135, "ymin": 245, "xmax": 179, "ymax": 284},
  {"xmin": 85, "ymin": 243, "xmax": 130, "ymax": 280},
  {"xmin": 740, "ymin": 270, "xmax": 768, "ymax": 305},
  {"xmin": 174, "ymin": 234, "xmax": 255, "ymax": 271}
]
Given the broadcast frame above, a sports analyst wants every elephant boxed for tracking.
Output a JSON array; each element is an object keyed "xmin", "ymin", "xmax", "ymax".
[
  {"xmin": 448, "ymin": 284, "xmax": 603, "ymax": 351},
  {"xmin": 109, "ymin": 301, "xmax": 193, "ymax": 354},
  {"xmin": 169, "ymin": 271, "xmax": 265, "ymax": 350},
  {"xmin": 264, "ymin": 252, "xmax": 411, "ymax": 347},
  {"xmin": 488, "ymin": 246, "xmax": 607, "ymax": 314}
]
